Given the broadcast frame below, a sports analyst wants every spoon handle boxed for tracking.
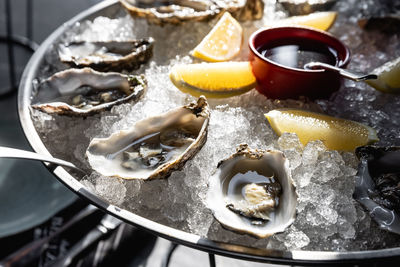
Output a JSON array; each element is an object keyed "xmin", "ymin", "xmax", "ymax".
[
  {"xmin": 304, "ymin": 62, "xmax": 378, "ymax": 82},
  {"xmin": 0, "ymin": 146, "xmax": 85, "ymax": 174}
]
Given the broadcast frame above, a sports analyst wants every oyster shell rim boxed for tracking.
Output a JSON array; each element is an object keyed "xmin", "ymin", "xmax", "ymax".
[
  {"xmin": 58, "ymin": 38, "xmax": 155, "ymax": 72},
  {"xmin": 119, "ymin": 0, "xmax": 220, "ymax": 25},
  {"xmin": 119, "ymin": 0, "xmax": 264, "ymax": 25},
  {"xmin": 31, "ymin": 67, "xmax": 147, "ymax": 116},
  {"xmin": 207, "ymin": 144, "xmax": 298, "ymax": 238},
  {"xmin": 86, "ymin": 96, "xmax": 210, "ymax": 180},
  {"xmin": 354, "ymin": 145, "xmax": 400, "ymax": 235}
]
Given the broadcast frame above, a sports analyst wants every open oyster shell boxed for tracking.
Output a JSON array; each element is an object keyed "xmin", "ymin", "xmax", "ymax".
[
  {"xmin": 58, "ymin": 38, "xmax": 154, "ymax": 72},
  {"xmin": 358, "ymin": 14, "xmax": 400, "ymax": 34},
  {"xmin": 86, "ymin": 96, "xmax": 209, "ymax": 180},
  {"xmin": 31, "ymin": 68, "xmax": 146, "ymax": 116},
  {"xmin": 119, "ymin": 0, "xmax": 264, "ymax": 25},
  {"xmin": 277, "ymin": 0, "xmax": 337, "ymax": 16},
  {"xmin": 207, "ymin": 144, "xmax": 297, "ymax": 238},
  {"xmin": 355, "ymin": 146, "xmax": 400, "ymax": 235}
]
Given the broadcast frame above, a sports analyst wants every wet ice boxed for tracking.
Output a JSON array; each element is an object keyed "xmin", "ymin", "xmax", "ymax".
[{"xmin": 30, "ymin": 0, "xmax": 400, "ymax": 253}]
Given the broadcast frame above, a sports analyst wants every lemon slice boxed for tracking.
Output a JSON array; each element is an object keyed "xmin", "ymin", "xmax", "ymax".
[
  {"xmin": 169, "ymin": 62, "xmax": 256, "ymax": 98},
  {"xmin": 266, "ymin": 12, "xmax": 337, "ymax": 31},
  {"xmin": 366, "ymin": 57, "xmax": 400, "ymax": 94},
  {"xmin": 264, "ymin": 109, "xmax": 379, "ymax": 151},
  {"xmin": 191, "ymin": 12, "xmax": 243, "ymax": 62}
]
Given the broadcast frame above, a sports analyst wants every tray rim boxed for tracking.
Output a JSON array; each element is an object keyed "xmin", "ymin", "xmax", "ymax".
[{"xmin": 17, "ymin": 0, "xmax": 400, "ymax": 264}]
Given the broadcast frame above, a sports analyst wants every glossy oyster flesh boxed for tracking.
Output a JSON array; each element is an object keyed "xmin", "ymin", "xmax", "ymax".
[
  {"xmin": 31, "ymin": 68, "xmax": 146, "ymax": 116},
  {"xmin": 355, "ymin": 146, "xmax": 400, "ymax": 235},
  {"xmin": 119, "ymin": 0, "xmax": 264, "ymax": 25},
  {"xmin": 207, "ymin": 144, "xmax": 297, "ymax": 238},
  {"xmin": 86, "ymin": 96, "xmax": 209, "ymax": 180},
  {"xmin": 277, "ymin": 0, "xmax": 337, "ymax": 16},
  {"xmin": 58, "ymin": 38, "xmax": 154, "ymax": 72}
]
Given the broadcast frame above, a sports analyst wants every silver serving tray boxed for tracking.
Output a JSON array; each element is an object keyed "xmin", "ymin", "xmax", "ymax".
[{"xmin": 17, "ymin": 0, "xmax": 400, "ymax": 264}]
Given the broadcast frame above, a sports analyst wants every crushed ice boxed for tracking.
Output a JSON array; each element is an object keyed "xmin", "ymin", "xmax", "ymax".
[{"xmin": 30, "ymin": 0, "xmax": 400, "ymax": 252}]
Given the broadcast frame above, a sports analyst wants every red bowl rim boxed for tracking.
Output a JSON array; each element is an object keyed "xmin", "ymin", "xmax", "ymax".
[{"xmin": 248, "ymin": 26, "xmax": 351, "ymax": 74}]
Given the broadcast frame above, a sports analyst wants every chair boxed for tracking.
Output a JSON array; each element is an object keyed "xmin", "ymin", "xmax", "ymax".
[{"xmin": 0, "ymin": 0, "xmax": 39, "ymax": 97}]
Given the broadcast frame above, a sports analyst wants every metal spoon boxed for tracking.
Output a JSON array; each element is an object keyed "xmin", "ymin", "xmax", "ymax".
[
  {"xmin": 304, "ymin": 62, "xmax": 378, "ymax": 82},
  {"xmin": 0, "ymin": 146, "xmax": 86, "ymax": 174}
]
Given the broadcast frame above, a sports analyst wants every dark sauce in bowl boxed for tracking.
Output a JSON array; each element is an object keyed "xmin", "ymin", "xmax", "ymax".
[{"xmin": 257, "ymin": 38, "xmax": 338, "ymax": 70}]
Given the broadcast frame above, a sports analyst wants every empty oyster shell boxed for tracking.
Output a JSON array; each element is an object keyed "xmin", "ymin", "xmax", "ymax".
[
  {"xmin": 58, "ymin": 38, "xmax": 154, "ymax": 72},
  {"xmin": 207, "ymin": 144, "xmax": 297, "ymax": 238},
  {"xmin": 355, "ymin": 146, "xmax": 400, "ymax": 235},
  {"xmin": 119, "ymin": 0, "xmax": 264, "ymax": 25},
  {"xmin": 278, "ymin": 0, "xmax": 337, "ymax": 16},
  {"xmin": 31, "ymin": 68, "xmax": 146, "ymax": 116},
  {"xmin": 86, "ymin": 96, "xmax": 209, "ymax": 180}
]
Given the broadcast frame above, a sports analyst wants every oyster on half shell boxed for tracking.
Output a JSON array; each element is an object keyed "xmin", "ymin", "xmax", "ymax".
[
  {"xmin": 31, "ymin": 68, "xmax": 146, "ymax": 116},
  {"xmin": 119, "ymin": 0, "xmax": 264, "ymax": 25},
  {"xmin": 278, "ymin": 0, "xmax": 337, "ymax": 16},
  {"xmin": 355, "ymin": 146, "xmax": 400, "ymax": 235},
  {"xmin": 86, "ymin": 96, "xmax": 209, "ymax": 180},
  {"xmin": 58, "ymin": 38, "xmax": 154, "ymax": 72},
  {"xmin": 207, "ymin": 144, "xmax": 297, "ymax": 238},
  {"xmin": 358, "ymin": 14, "xmax": 400, "ymax": 34}
]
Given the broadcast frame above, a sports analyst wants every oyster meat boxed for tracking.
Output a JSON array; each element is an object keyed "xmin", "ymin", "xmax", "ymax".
[
  {"xmin": 277, "ymin": 0, "xmax": 337, "ymax": 16},
  {"xmin": 207, "ymin": 144, "xmax": 297, "ymax": 238},
  {"xmin": 58, "ymin": 38, "xmax": 154, "ymax": 72},
  {"xmin": 355, "ymin": 146, "xmax": 400, "ymax": 235},
  {"xmin": 86, "ymin": 96, "xmax": 209, "ymax": 180},
  {"xmin": 31, "ymin": 68, "xmax": 146, "ymax": 116},
  {"xmin": 119, "ymin": 0, "xmax": 264, "ymax": 25}
]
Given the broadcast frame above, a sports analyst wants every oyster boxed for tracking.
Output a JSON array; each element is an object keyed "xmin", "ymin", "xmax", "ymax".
[
  {"xmin": 358, "ymin": 14, "xmax": 400, "ymax": 34},
  {"xmin": 207, "ymin": 144, "xmax": 297, "ymax": 238},
  {"xmin": 86, "ymin": 97, "xmax": 209, "ymax": 180},
  {"xmin": 356, "ymin": 0, "xmax": 400, "ymax": 34},
  {"xmin": 58, "ymin": 38, "xmax": 154, "ymax": 72},
  {"xmin": 355, "ymin": 146, "xmax": 400, "ymax": 235},
  {"xmin": 31, "ymin": 68, "xmax": 146, "ymax": 116},
  {"xmin": 119, "ymin": 0, "xmax": 264, "ymax": 25},
  {"xmin": 277, "ymin": 0, "xmax": 337, "ymax": 16}
]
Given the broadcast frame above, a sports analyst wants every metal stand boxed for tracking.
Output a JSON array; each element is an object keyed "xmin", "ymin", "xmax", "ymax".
[
  {"xmin": 161, "ymin": 243, "xmax": 217, "ymax": 267},
  {"xmin": 208, "ymin": 253, "xmax": 216, "ymax": 267},
  {"xmin": 161, "ymin": 243, "xmax": 178, "ymax": 267},
  {"xmin": 0, "ymin": 0, "xmax": 39, "ymax": 97}
]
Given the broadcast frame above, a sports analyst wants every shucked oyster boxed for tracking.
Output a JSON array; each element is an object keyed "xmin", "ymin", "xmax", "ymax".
[
  {"xmin": 58, "ymin": 38, "xmax": 154, "ymax": 72},
  {"xmin": 119, "ymin": 0, "xmax": 264, "ymax": 25},
  {"xmin": 278, "ymin": 0, "xmax": 337, "ymax": 16},
  {"xmin": 31, "ymin": 68, "xmax": 146, "ymax": 116},
  {"xmin": 86, "ymin": 97, "xmax": 209, "ymax": 180},
  {"xmin": 358, "ymin": 14, "xmax": 400, "ymax": 34},
  {"xmin": 356, "ymin": 1, "xmax": 400, "ymax": 34},
  {"xmin": 207, "ymin": 144, "xmax": 297, "ymax": 238},
  {"xmin": 355, "ymin": 146, "xmax": 400, "ymax": 235}
]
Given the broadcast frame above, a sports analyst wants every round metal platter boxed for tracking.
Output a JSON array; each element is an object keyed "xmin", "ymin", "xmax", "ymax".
[{"xmin": 17, "ymin": 0, "xmax": 400, "ymax": 264}]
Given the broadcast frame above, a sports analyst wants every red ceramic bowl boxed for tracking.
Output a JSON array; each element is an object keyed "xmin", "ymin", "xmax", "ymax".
[{"xmin": 248, "ymin": 26, "xmax": 350, "ymax": 99}]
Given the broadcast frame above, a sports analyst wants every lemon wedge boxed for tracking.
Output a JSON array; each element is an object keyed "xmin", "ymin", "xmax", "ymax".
[
  {"xmin": 264, "ymin": 109, "xmax": 378, "ymax": 151},
  {"xmin": 366, "ymin": 57, "xmax": 400, "ymax": 94},
  {"xmin": 169, "ymin": 62, "xmax": 256, "ymax": 98},
  {"xmin": 191, "ymin": 12, "xmax": 243, "ymax": 62},
  {"xmin": 266, "ymin": 12, "xmax": 337, "ymax": 31}
]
